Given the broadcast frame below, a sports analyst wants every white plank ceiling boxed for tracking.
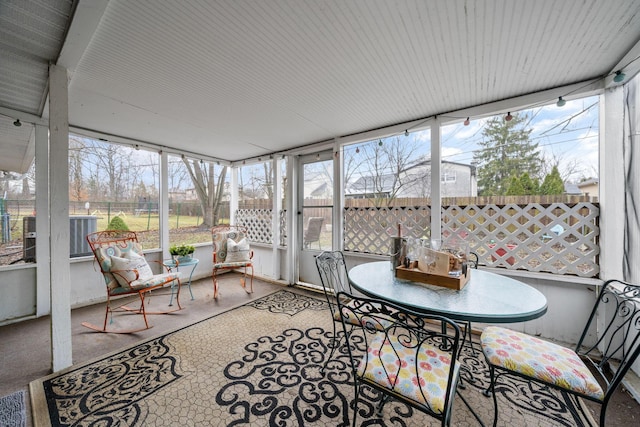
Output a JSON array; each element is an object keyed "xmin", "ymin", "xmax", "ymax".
[{"xmin": 1, "ymin": 0, "xmax": 640, "ymax": 171}]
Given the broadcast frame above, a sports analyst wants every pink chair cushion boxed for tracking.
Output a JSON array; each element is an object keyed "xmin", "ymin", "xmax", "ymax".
[
  {"xmin": 358, "ymin": 331, "xmax": 456, "ymax": 414},
  {"xmin": 481, "ymin": 326, "xmax": 604, "ymax": 400}
]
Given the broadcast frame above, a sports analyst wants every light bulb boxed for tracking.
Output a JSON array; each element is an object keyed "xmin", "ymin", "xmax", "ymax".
[
  {"xmin": 463, "ymin": 117, "xmax": 470, "ymax": 126},
  {"xmin": 505, "ymin": 112, "xmax": 513, "ymax": 121},
  {"xmin": 613, "ymin": 71, "xmax": 626, "ymax": 83},
  {"xmin": 556, "ymin": 97, "xmax": 566, "ymax": 107}
]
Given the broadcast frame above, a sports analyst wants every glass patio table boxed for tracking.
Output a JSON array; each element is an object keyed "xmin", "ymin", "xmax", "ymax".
[{"xmin": 348, "ymin": 261, "xmax": 547, "ymax": 323}]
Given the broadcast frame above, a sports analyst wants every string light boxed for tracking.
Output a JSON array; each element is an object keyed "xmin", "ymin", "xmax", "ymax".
[
  {"xmin": 404, "ymin": 129, "xmax": 409, "ymax": 137},
  {"xmin": 613, "ymin": 70, "xmax": 626, "ymax": 83},
  {"xmin": 463, "ymin": 117, "xmax": 470, "ymax": 126},
  {"xmin": 355, "ymin": 146, "xmax": 360, "ymax": 154},
  {"xmin": 505, "ymin": 112, "xmax": 513, "ymax": 121},
  {"xmin": 556, "ymin": 97, "xmax": 566, "ymax": 107}
]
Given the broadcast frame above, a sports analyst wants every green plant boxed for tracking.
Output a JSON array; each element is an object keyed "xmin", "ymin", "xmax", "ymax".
[
  {"xmin": 107, "ymin": 215, "xmax": 129, "ymax": 231},
  {"xmin": 169, "ymin": 243, "xmax": 195, "ymax": 257}
]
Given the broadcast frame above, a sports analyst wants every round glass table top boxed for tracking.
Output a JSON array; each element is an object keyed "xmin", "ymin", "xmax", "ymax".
[{"xmin": 348, "ymin": 261, "xmax": 547, "ymax": 323}]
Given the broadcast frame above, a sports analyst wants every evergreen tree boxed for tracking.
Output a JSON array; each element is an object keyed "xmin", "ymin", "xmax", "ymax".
[
  {"xmin": 505, "ymin": 175, "xmax": 525, "ymax": 195},
  {"xmin": 540, "ymin": 165, "xmax": 565, "ymax": 195},
  {"xmin": 473, "ymin": 113, "xmax": 542, "ymax": 195}
]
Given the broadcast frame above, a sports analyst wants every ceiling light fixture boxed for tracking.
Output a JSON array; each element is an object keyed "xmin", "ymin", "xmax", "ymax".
[
  {"xmin": 556, "ymin": 97, "xmax": 566, "ymax": 107},
  {"xmin": 505, "ymin": 112, "xmax": 513, "ymax": 121},
  {"xmin": 613, "ymin": 70, "xmax": 626, "ymax": 83},
  {"xmin": 13, "ymin": 119, "xmax": 21, "ymax": 127},
  {"xmin": 463, "ymin": 117, "xmax": 470, "ymax": 126}
]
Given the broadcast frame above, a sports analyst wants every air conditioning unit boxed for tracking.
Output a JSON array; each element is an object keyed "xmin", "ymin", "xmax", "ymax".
[
  {"xmin": 22, "ymin": 216, "xmax": 97, "ymax": 261},
  {"xmin": 70, "ymin": 216, "xmax": 97, "ymax": 257}
]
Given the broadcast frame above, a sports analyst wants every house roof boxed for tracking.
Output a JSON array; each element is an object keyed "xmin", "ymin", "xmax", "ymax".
[{"xmin": 1, "ymin": 1, "xmax": 640, "ymax": 173}]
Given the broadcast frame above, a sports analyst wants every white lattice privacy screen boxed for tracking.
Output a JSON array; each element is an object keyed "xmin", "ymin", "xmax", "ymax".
[
  {"xmin": 343, "ymin": 202, "xmax": 599, "ymax": 277},
  {"xmin": 237, "ymin": 201, "xmax": 600, "ymax": 278}
]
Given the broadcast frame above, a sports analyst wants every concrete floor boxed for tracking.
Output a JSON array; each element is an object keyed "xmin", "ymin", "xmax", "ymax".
[{"xmin": 0, "ymin": 273, "xmax": 287, "ymax": 426}]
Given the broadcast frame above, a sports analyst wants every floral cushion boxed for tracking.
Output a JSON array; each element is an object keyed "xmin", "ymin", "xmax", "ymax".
[
  {"xmin": 481, "ymin": 326, "xmax": 604, "ymax": 400},
  {"xmin": 212, "ymin": 229, "xmax": 248, "ymax": 263},
  {"xmin": 94, "ymin": 242, "xmax": 143, "ymax": 290},
  {"xmin": 358, "ymin": 331, "xmax": 456, "ymax": 414}
]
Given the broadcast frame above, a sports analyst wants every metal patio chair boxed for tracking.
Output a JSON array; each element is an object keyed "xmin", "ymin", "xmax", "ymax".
[
  {"xmin": 481, "ymin": 278, "xmax": 640, "ymax": 427},
  {"xmin": 84, "ymin": 230, "xmax": 182, "ymax": 333},
  {"xmin": 303, "ymin": 217, "xmax": 324, "ymax": 248},
  {"xmin": 315, "ymin": 251, "xmax": 357, "ymax": 373},
  {"xmin": 211, "ymin": 225, "xmax": 254, "ymax": 299},
  {"xmin": 337, "ymin": 292, "xmax": 465, "ymax": 426}
]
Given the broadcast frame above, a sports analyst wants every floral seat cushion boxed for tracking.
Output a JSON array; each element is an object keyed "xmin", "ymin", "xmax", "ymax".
[
  {"xmin": 481, "ymin": 326, "xmax": 604, "ymax": 400},
  {"xmin": 358, "ymin": 331, "xmax": 457, "ymax": 414}
]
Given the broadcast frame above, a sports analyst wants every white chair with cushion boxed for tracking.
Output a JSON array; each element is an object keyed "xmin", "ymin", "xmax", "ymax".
[
  {"xmin": 211, "ymin": 225, "xmax": 254, "ymax": 299},
  {"xmin": 85, "ymin": 230, "xmax": 182, "ymax": 333}
]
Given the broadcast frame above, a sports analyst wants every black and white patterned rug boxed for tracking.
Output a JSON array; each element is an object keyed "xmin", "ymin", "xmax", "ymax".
[{"xmin": 30, "ymin": 290, "xmax": 594, "ymax": 426}]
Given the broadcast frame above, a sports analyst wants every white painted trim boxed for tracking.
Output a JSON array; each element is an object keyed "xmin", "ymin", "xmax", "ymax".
[
  {"xmin": 333, "ymin": 138, "xmax": 343, "ymax": 250},
  {"xmin": 35, "ymin": 124, "xmax": 50, "ymax": 317}
]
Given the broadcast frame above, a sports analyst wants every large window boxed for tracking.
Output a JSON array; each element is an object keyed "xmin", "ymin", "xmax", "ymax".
[
  {"xmin": 167, "ymin": 154, "xmax": 228, "ymax": 247},
  {"xmin": 70, "ymin": 135, "xmax": 161, "ymax": 249}
]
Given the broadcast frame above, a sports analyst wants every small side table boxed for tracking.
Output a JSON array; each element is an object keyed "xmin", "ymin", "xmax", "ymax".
[{"xmin": 164, "ymin": 258, "xmax": 198, "ymax": 305}]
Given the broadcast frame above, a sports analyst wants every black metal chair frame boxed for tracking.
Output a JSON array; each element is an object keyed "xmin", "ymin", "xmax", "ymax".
[
  {"xmin": 337, "ymin": 292, "xmax": 468, "ymax": 427},
  {"xmin": 482, "ymin": 278, "xmax": 640, "ymax": 427},
  {"xmin": 315, "ymin": 250, "xmax": 354, "ymax": 373}
]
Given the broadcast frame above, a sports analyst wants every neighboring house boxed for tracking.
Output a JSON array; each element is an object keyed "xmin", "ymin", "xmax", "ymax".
[
  {"xmin": 577, "ymin": 178, "xmax": 599, "ymax": 199},
  {"xmin": 346, "ymin": 160, "xmax": 477, "ymax": 199},
  {"xmin": 564, "ymin": 182, "xmax": 582, "ymax": 195},
  {"xmin": 303, "ymin": 170, "xmax": 332, "ymax": 199}
]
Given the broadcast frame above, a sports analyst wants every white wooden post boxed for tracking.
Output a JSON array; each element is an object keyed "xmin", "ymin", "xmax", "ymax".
[
  {"xmin": 160, "ymin": 151, "xmax": 169, "ymax": 258},
  {"xmin": 272, "ymin": 156, "xmax": 281, "ymax": 279},
  {"xmin": 49, "ymin": 63, "xmax": 73, "ymax": 371},
  {"xmin": 230, "ymin": 167, "xmax": 238, "ymax": 225},
  {"xmin": 599, "ymin": 86, "xmax": 625, "ymax": 281},
  {"xmin": 431, "ymin": 118, "xmax": 442, "ymax": 241}
]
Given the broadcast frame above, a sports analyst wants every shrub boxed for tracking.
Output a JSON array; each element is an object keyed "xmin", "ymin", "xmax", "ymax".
[{"xmin": 107, "ymin": 215, "xmax": 129, "ymax": 231}]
